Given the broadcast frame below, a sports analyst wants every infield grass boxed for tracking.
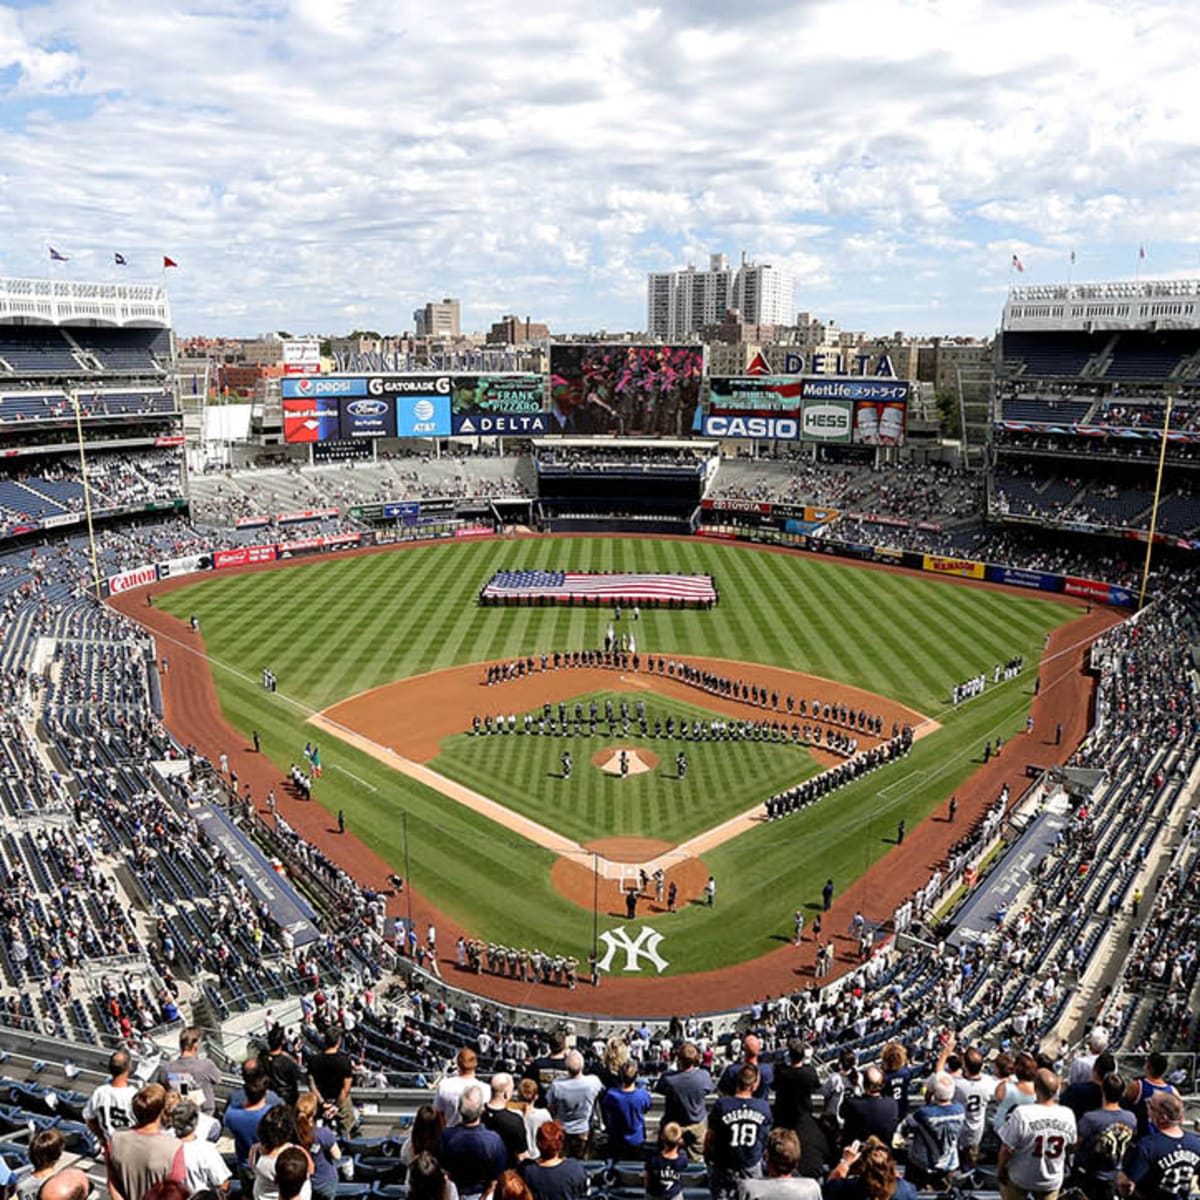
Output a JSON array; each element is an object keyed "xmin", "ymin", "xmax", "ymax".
[
  {"xmin": 433, "ymin": 691, "xmax": 823, "ymax": 844},
  {"xmin": 158, "ymin": 537, "xmax": 1083, "ymax": 984}
]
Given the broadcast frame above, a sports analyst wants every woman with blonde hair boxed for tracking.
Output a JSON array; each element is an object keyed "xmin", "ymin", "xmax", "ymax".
[
  {"xmin": 295, "ymin": 1092, "xmax": 342, "ymax": 1200},
  {"xmin": 599, "ymin": 1037, "xmax": 630, "ymax": 1089},
  {"xmin": 879, "ymin": 1043, "xmax": 918, "ymax": 1120}
]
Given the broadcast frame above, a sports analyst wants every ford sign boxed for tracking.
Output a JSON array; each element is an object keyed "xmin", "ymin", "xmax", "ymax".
[{"xmin": 346, "ymin": 399, "xmax": 389, "ymax": 417}]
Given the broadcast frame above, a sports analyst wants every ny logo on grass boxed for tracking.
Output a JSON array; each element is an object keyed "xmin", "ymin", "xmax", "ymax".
[{"xmin": 596, "ymin": 926, "xmax": 669, "ymax": 974}]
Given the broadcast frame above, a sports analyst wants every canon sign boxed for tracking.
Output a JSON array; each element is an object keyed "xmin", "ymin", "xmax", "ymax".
[
  {"xmin": 108, "ymin": 564, "xmax": 157, "ymax": 594},
  {"xmin": 801, "ymin": 403, "xmax": 852, "ymax": 441},
  {"xmin": 368, "ymin": 376, "xmax": 452, "ymax": 396}
]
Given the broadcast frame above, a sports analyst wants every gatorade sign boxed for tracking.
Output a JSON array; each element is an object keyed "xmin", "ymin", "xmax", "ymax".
[{"xmin": 800, "ymin": 400, "xmax": 853, "ymax": 443}]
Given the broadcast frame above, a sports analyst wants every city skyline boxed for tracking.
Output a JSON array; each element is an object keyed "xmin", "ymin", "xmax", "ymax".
[{"xmin": 1, "ymin": 0, "xmax": 1198, "ymax": 337}]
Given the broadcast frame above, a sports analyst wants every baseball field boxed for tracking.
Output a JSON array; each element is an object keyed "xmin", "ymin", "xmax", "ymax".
[{"xmin": 145, "ymin": 535, "xmax": 1094, "ymax": 1001}]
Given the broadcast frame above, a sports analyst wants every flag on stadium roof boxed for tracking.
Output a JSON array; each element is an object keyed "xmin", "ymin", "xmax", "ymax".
[
  {"xmin": 1069, "ymin": 250, "xmax": 1076, "ymax": 265},
  {"xmin": 163, "ymin": 255, "xmax": 179, "ymax": 268},
  {"xmin": 1139, "ymin": 245, "xmax": 1146, "ymax": 260},
  {"xmin": 1011, "ymin": 254, "xmax": 1024, "ymax": 273},
  {"xmin": 114, "ymin": 252, "xmax": 127, "ymax": 266},
  {"xmin": 48, "ymin": 246, "xmax": 69, "ymax": 262}
]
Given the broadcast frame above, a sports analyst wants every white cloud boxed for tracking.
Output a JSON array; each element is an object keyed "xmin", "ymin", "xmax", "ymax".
[{"xmin": 0, "ymin": 0, "xmax": 1197, "ymax": 335}]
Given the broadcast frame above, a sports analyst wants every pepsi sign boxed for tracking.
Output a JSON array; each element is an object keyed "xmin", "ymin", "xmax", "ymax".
[{"xmin": 281, "ymin": 376, "xmax": 367, "ymax": 398}]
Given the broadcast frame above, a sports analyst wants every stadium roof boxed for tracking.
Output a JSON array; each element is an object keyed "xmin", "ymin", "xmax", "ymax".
[
  {"xmin": 1003, "ymin": 278, "xmax": 1200, "ymax": 333},
  {"xmin": 0, "ymin": 276, "xmax": 172, "ymax": 329}
]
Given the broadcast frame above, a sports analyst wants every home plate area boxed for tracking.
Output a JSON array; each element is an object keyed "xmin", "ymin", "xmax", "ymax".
[{"xmin": 592, "ymin": 746, "xmax": 660, "ymax": 776}]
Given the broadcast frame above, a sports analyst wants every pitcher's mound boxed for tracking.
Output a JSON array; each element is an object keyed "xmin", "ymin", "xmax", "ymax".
[{"xmin": 593, "ymin": 746, "xmax": 659, "ymax": 776}]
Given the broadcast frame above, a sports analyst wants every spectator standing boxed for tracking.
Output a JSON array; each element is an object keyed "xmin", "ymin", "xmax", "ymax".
[
  {"xmin": 106, "ymin": 1084, "xmax": 187, "ymax": 1200},
  {"xmin": 718, "ymin": 1034, "xmax": 774, "ymax": 1100},
  {"xmin": 1073, "ymin": 1072, "xmax": 1135, "ymax": 1200},
  {"xmin": 437, "ymin": 1048, "xmax": 484, "ymax": 1129},
  {"xmin": 296, "ymin": 1092, "xmax": 342, "ymax": 1200},
  {"xmin": 400, "ymin": 1106, "xmax": 446, "ymax": 1168},
  {"xmin": 250, "ymin": 1105, "xmax": 312, "ymax": 1200},
  {"xmin": 704, "ymin": 1065, "xmax": 773, "ymax": 1200},
  {"xmin": 1119, "ymin": 1090, "xmax": 1200, "ymax": 1200},
  {"xmin": 840, "ymin": 1066, "xmax": 899, "ymax": 1149},
  {"xmin": 84, "ymin": 1048, "xmax": 138, "ymax": 1143},
  {"xmin": 772, "ymin": 1041, "xmax": 820, "ymax": 1130},
  {"xmin": 224, "ymin": 1063, "xmax": 279, "ymax": 1184},
  {"xmin": 265, "ymin": 1025, "xmax": 307, "ymax": 1105},
  {"xmin": 509, "ymin": 1079, "xmax": 552, "ymax": 1160},
  {"xmin": 656, "ymin": 1042, "xmax": 714, "ymax": 1161},
  {"xmin": 992, "ymin": 1052, "xmax": 1038, "ymax": 1134},
  {"xmin": 880, "ymin": 1044, "xmax": 919, "ymax": 1122},
  {"xmin": 737, "ymin": 1129, "xmax": 820, "ymax": 1200},
  {"xmin": 16, "ymin": 1130, "xmax": 65, "ymax": 1200},
  {"xmin": 601, "ymin": 1061, "xmax": 653, "ymax": 1162},
  {"xmin": 1069, "ymin": 1028, "xmax": 1112, "ymax": 1087},
  {"xmin": 898, "ymin": 1073, "xmax": 965, "ymax": 1191},
  {"xmin": 155, "ymin": 1027, "xmax": 223, "ymax": 1115},
  {"xmin": 520, "ymin": 1121, "xmax": 590, "ymax": 1200},
  {"xmin": 823, "ymin": 1138, "xmax": 917, "ymax": 1200},
  {"xmin": 172, "ymin": 1099, "xmax": 232, "ymax": 1197},
  {"xmin": 438, "ymin": 1086, "xmax": 507, "ymax": 1200},
  {"xmin": 1123, "ymin": 1052, "xmax": 1179, "ymax": 1139},
  {"xmin": 546, "ymin": 1050, "xmax": 604, "ymax": 1159},
  {"xmin": 997, "ymin": 1069, "xmax": 1076, "ymax": 1200},
  {"xmin": 952, "ymin": 1048, "xmax": 997, "ymax": 1169},
  {"xmin": 523, "ymin": 1030, "xmax": 571, "ymax": 1104},
  {"xmin": 483, "ymin": 1074, "xmax": 531, "ymax": 1170},
  {"xmin": 307, "ymin": 1027, "xmax": 355, "ymax": 1134},
  {"xmin": 646, "ymin": 1123, "xmax": 687, "ymax": 1200}
]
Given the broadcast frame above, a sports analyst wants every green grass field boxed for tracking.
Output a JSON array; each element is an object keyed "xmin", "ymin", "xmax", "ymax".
[
  {"xmin": 159, "ymin": 537, "xmax": 1079, "ymax": 977},
  {"xmin": 433, "ymin": 691, "xmax": 822, "ymax": 844}
]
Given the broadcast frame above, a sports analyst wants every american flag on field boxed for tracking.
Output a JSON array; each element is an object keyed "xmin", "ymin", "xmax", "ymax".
[{"xmin": 481, "ymin": 570, "xmax": 717, "ymax": 604}]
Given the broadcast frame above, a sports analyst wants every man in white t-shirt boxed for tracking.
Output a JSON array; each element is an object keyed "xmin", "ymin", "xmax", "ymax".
[
  {"xmin": 953, "ymin": 1048, "xmax": 997, "ymax": 1169},
  {"xmin": 1067, "ymin": 1028, "xmax": 1110, "ymax": 1087},
  {"xmin": 998, "ymin": 1068, "xmax": 1077, "ymax": 1200},
  {"xmin": 435, "ymin": 1048, "xmax": 482, "ymax": 1129},
  {"xmin": 84, "ymin": 1049, "xmax": 138, "ymax": 1142}
]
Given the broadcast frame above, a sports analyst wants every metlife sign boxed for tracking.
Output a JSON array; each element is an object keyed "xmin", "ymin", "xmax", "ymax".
[{"xmin": 802, "ymin": 378, "xmax": 910, "ymax": 402}]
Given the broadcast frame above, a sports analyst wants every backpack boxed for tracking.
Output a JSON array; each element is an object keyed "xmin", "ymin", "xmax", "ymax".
[{"xmin": 1092, "ymin": 1119, "xmax": 1134, "ymax": 1169}]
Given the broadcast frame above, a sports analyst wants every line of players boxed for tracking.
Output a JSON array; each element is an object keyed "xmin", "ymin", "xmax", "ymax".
[
  {"xmin": 460, "ymin": 939, "xmax": 579, "ymax": 988},
  {"xmin": 471, "ymin": 699, "xmax": 862, "ymax": 756},
  {"xmin": 763, "ymin": 726, "xmax": 915, "ymax": 820},
  {"xmin": 952, "ymin": 654, "xmax": 1025, "ymax": 705},
  {"xmin": 482, "ymin": 649, "xmax": 887, "ymax": 740}
]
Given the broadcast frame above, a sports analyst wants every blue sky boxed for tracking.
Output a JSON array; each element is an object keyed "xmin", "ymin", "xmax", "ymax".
[{"xmin": 1, "ymin": 0, "xmax": 1198, "ymax": 338}]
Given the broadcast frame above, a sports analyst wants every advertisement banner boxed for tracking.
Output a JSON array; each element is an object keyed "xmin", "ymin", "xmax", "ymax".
[
  {"xmin": 804, "ymin": 507, "xmax": 840, "ymax": 523},
  {"xmin": 158, "ymin": 554, "xmax": 212, "ymax": 579},
  {"xmin": 41, "ymin": 513, "xmax": 80, "ymax": 529},
  {"xmin": 708, "ymin": 376, "xmax": 805, "ymax": 414},
  {"xmin": 1065, "ymin": 576, "xmax": 1134, "ymax": 607},
  {"xmin": 986, "ymin": 565, "xmax": 1062, "ymax": 593},
  {"xmin": 853, "ymin": 399, "xmax": 907, "ymax": 445},
  {"xmin": 339, "ymin": 396, "xmax": 396, "ymax": 440},
  {"xmin": 153, "ymin": 435, "xmax": 186, "ymax": 447},
  {"xmin": 282, "ymin": 397, "xmax": 339, "ymax": 444},
  {"xmin": 923, "ymin": 554, "xmax": 986, "ymax": 579},
  {"xmin": 281, "ymin": 376, "xmax": 366, "ymax": 398},
  {"xmin": 276, "ymin": 508, "xmax": 339, "ymax": 525},
  {"xmin": 802, "ymin": 378, "xmax": 910, "ymax": 402},
  {"xmin": 282, "ymin": 339, "xmax": 321, "ymax": 375},
  {"xmin": 548, "ymin": 343, "xmax": 705, "ymax": 436},
  {"xmin": 800, "ymin": 400, "xmax": 854, "ymax": 443},
  {"xmin": 700, "ymin": 499, "xmax": 773, "ymax": 515},
  {"xmin": 214, "ymin": 545, "xmax": 277, "ymax": 569},
  {"xmin": 235, "ymin": 516, "xmax": 271, "ymax": 529},
  {"xmin": 702, "ymin": 414, "xmax": 801, "ymax": 440},
  {"xmin": 382, "ymin": 501, "xmax": 421, "ymax": 519},
  {"xmin": 452, "ymin": 412, "xmax": 551, "ymax": 436},
  {"xmin": 394, "ymin": 392, "xmax": 451, "ymax": 437},
  {"xmin": 109, "ymin": 564, "xmax": 158, "ymax": 594}
]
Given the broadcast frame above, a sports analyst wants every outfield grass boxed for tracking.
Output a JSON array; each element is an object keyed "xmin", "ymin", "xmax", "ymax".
[
  {"xmin": 433, "ymin": 691, "xmax": 822, "ymax": 844},
  {"xmin": 158, "ymin": 537, "xmax": 1079, "ymax": 979}
]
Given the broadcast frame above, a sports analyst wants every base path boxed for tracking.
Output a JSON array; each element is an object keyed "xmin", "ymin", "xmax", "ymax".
[{"xmin": 109, "ymin": 539, "xmax": 1122, "ymax": 1017}]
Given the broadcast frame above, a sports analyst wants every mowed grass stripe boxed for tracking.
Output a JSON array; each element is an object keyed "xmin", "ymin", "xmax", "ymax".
[{"xmin": 161, "ymin": 537, "xmax": 1083, "ymax": 975}]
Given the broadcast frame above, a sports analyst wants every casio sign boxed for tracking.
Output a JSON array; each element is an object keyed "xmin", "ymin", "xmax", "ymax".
[
  {"xmin": 704, "ymin": 415, "xmax": 800, "ymax": 440},
  {"xmin": 346, "ymin": 399, "xmax": 389, "ymax": 417}
]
